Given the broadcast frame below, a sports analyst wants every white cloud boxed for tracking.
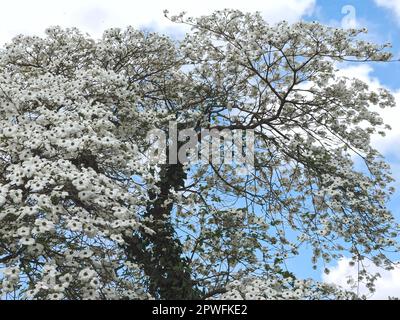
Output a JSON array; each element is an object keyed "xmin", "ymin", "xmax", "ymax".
[
  {"xmin": 336, "ymin": 64, "xmax": 400, "ymax": 157},
  {"xmin": 375, "ymin": 90, "xmax": 400, "ymax": 155},
  {"xmin": 335, "ymin": 64, "xmax": 400, "ymax": 193},
  {"xmin": 0, "ymin": 0, "xmax": 315, "ymax": 45},
  {"xmin": 323, "ymin": 257, "xmax": 400, "ymax": 299},
  {"xmin": 374, "ymin": 0, "xmax": 400, "ymax": 21},
  {"xmin": 336, "ymin": 64, "xmax": 381, "ymax": 87}
]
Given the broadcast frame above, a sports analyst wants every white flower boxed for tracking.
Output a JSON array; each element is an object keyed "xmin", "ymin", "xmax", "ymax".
[
  {"xmin": 78, "ymin": 191, "xmax": 94, "ymax": 201},
  {"xmin": 89, "ymin": 278, "xmax": 100, "ymax": 288},
  {"xmin": 66, "ymin": 220, "xmax": 82, "ymax": 232},
  {"xmin": 59, "ymin": 273, "xmax": 72, "ymax": 287},
  {"xmin": 0, "ymin": 195, "xmax": 6, "ymax": 207},
  {"xmin": 2, "ymin": 126, "xmax": 17, "ymax": 137},
  {"xmin": 110, "ymin": 234, "xmax": 125, "ymax": 244},
  {"xmin": 78, "ymin": 268, "xmax": 96, "ymax": 282},
  {"xmin": 17, "ymin": 226, "xmax": 30, "ymax": 237},
  {"xmin": 34, "ymin": 219, "xmax": 55, "ymax": 232},
  {"xmin": 20, "ymin": 237, "xmax": 35, "ymax": 246},
  {"xmin": 48, "ymin": 293, "xmax": 64, "ymax": 300},
  {"xmin": 78, "ymin": 249, "xmax": 93, "ymax": 259},
  {"xmin": 27, "ymin": 243, "xmax": 44, "ymax": 255},
  {"xmin": 3, "ymin": 267, "xmax": 20, "ymax": 280}
]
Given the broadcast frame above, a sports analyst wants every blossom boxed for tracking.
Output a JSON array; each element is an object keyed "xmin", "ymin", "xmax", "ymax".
[
  {"xmin": 78, "ymin": 268, "xmax": 96, "ymax": 282},
  {"xmin": 19, "ymin": 237, "xmax": 35, "ymax": 246}
]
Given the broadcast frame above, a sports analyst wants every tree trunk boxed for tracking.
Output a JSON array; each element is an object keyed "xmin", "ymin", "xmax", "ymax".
[{"xmin": 124, "ymin": 162, "xmax": 201, "ymax": 299}]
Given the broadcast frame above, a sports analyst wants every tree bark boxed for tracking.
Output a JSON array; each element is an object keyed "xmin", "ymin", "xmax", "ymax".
[{"xmin": 124, "ymin": 162, "xmax": 201, "ymax": 299}]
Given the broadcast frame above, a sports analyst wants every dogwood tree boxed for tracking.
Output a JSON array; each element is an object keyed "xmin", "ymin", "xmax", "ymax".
[{"xmin": 0, "ymin": 10, "xmax": 398, "ymax": 300}]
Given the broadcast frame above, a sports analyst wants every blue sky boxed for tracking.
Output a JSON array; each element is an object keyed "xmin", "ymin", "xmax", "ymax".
[
  {"xmin": 312, "ymin": 0, "xmax": 400, "ymax": 89},
  {"xmin": 291, "ymin": 1, "xmax": 400, "ymax": 297},
  {"xmin": 0, "ymin": 0, "xmax": 399, "ymax": 298},
  {"xmin": 311, "ymin": 1, "xmax": 400, "ymax": 177}
]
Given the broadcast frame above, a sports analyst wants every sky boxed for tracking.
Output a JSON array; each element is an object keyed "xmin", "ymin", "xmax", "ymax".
[{"xmin": 0, "ymin": 0, "xmax": 399, "ymax": 299}]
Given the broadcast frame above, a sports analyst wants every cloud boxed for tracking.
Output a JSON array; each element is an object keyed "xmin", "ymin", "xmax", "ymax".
[
  {"xmin": 336, "ymin": 64, "xmax": 400, "ymax": 158},
  {"xmin": 0, "ymin": 0, "xmax": 315, "ymax": 45},
  {"xmin": 336, "ymin": 64, "xmax": 380, "ymax": 87},
  {"xmin": 374, "ymin": 0, "xmax": 400, "ymax": 21},
  {"xmin": 335, "ymin": 64, "xmax": 400, "ymax": 195},
  {"xmin": 323, "ymin": 257, "xmax": 400, "ymax": 299},
  {"xmin": 375, "ymin": 90, "xmax": 400, "ymax": 155}
]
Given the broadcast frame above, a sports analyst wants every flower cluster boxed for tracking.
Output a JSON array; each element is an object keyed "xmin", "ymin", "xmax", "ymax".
[{"xmin": 215, "ymin": 275, "xmax": 358, "ymax": 300}]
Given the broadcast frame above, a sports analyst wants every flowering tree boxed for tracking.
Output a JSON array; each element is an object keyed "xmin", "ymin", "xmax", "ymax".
[{"xmin": 0, "ymin": 10, "xmax": 398, "ymax": 300}]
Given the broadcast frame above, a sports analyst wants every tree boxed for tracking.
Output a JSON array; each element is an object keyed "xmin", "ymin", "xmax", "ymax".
[{"xmin": 0, "ymin": 10, "xmax": 398, "ymax": 300}]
